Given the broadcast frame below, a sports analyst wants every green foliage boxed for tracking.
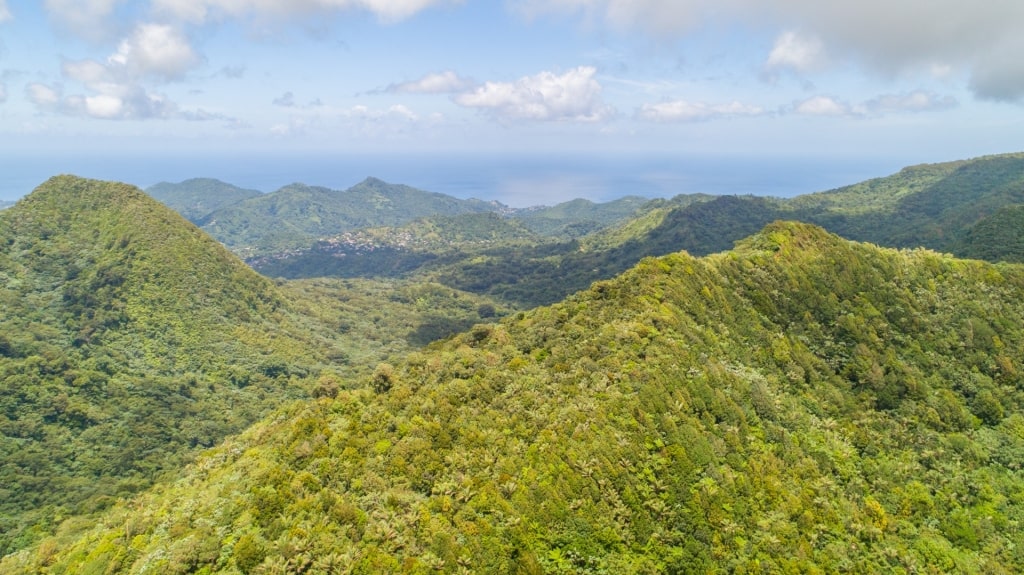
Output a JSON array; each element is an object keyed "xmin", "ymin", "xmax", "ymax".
[
  {"xmin": 0, "ymin": 176, "xmax": 352, "ymax": 555},
  {"xmin": 10, "ymin": 221, "xmax": 1024, "ymax": 573},
  {"xmin": 197, "ymin": 177, "xmax": 502, "ymax": 256},
  {"xmin": 145, "ymin": 178, "xmax": 262, "ymax": 224}
]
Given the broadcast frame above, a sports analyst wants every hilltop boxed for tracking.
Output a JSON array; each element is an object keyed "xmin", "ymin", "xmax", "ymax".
[
  {"xmin": 253, "ymin": 153, "xmax": 1024, "ymax": 309},
  {"xmin": 7, "ymin": 221, "xmax": 1024, "ymax": 572},
  {"xmin": 146, "ymin": 178, "xmax": 262, "ymax": 224},
  {"xmin": 0, "ymin": 176, "xmax": 510, "ymax": 556},
  {"xmin": 189, "ymin": 177, "xmax": 504, "ymax": 257}
]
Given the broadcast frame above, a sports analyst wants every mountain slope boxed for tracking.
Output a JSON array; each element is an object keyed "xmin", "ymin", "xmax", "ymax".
[
  {"xmin": 9, "ymin": 222, "xmax": 1024, "ymax": 573},
  {"xmin": 146, "ymin": 178, "xmax": 262, "ymax": 223},
  {"xmin": 200, "ymin": 177, "xmax": 503, "ymax": 256},
  {"xmin": 0, "ymin": 176, "xmax": 338, "ymax": 554}
]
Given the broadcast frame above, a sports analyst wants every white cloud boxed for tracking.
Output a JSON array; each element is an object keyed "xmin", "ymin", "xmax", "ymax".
[
  {"xmin": 387, "ymin": 71, "xmax": 473, "ymax": 94},
  {"xmin": 515, "ymin": 0, "xmax": 1024, "ymax": 102},
  {"xmin": 858, "ymin": 91, "xmax": 957, "ymax": 115},
  {"xmin": 110, "ymin": 23, "xmax": 199, "ymax": 81},
  {"xmin": 793, "ymin": 95, "xmax": 849, "ymax": 116},
  {"xmin": 154, "ymin": 0, "xmax": 455, "ymax": 24},
  {"xmin": 0, "ymin": 0, "xmax": 11, "ymax": 22},
  {"xmin": 454, "ymin": 66, "xmax": 613, "ymax": 122},
  {"xmin": 26, "ymin": 83, "xmax": 61, "ymax": 108},
  {"xmin": 636, "ymin": 99, "xmax": 764, "ymax": 122},
  {"xmin": 343, "ymin": 103, "xmax": 419, "ymax": 121},
  {"xmin": 33, "ymin": 23, "xmax": 204, "ymax": 121},
  {"xmin": 765, "ymin": 31, "xmax": 826, "ymax": 74},
  {"xmin": 0, "ymin": 83, "xmax": 6, "ymax": 103}
]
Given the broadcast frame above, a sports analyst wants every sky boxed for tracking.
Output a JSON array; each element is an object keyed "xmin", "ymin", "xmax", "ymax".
[{"xmin": 1, "ymin": 0, "xmax": 1023, "ymax": 204}]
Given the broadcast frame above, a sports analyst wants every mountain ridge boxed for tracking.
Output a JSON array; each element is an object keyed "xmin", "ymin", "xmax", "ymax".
[{"xmin": 7, "ymin": 220, "xmax": 1024, "ymax": 572}]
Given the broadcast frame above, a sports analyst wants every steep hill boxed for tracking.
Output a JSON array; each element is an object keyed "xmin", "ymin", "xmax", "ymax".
[
  {"xmin": 512, "ymin": 195, "xmax": 653, "ymax": 237},
  {"xmin": 146, "ymin": 178, "xmax": 262, "ymax": 223},
  {"xmin": 9, "ymin": 222, "xmax": 1024, "ymax": 573},
  {"xmin": 0, "ymin": 176, "xmax": 340, "ymax": 555},
  {"xmin": 955, "ymin": 204, "xmax": 1024, "ymax": 263},
  {"xmin": 200, "ymin": 178, "xmax": 503, "ymax": 257},
  {"xmin": 372, "ymin": 153, "xmax": 1024, "ymax": 308}
]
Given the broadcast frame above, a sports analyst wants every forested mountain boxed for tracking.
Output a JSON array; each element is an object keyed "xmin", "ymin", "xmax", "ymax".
[
  {"xmin": 7, "ymin": 221, "xmax": 1024, "ymax": 573},
  {"xmin": 258, "ymin": 153, "xmax": 1024, "ymax": 309},
  {"xmin": 0, "ymin": 176, "xmax": 336, "ymax": 555},
  {"xmin": 194, "ymin": 178, "xmax": 503, "ymax": 257},
  {"xmin": 146, "ymin": 178, "xmax": 262, "ymax": 223},
  {"xmin": 511, "ymin": 196, "xmax": 653, "ymax": 237},
  {"xmin": 0, "ymin": 176, "xmax": 508, "ymax": 556}
]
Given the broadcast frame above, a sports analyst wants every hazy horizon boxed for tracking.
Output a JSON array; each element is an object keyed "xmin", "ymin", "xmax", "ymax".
[{"xmin": 2, "ymin": 151, "xmax": 921, "ymax": 208}]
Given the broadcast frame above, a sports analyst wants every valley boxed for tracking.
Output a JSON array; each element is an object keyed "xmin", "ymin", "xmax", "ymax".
[{"xmin": 2, "ymin": 153, "xmax": 1024, "ymax": 571}]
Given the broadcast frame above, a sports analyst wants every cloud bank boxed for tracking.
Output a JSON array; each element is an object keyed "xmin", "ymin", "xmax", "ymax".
[
  {"xmin": 515, "ymin": 0, "xmax": 1024, "ymax": 102},
  {"xmin": 454, "ymin": 66, "xmax": 613, "ymax": 122}
]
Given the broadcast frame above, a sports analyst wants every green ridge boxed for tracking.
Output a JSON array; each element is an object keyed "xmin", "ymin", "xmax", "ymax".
[{"xmin": 8, "ymin": 221, "xmax": 1024, "ymax": 572}]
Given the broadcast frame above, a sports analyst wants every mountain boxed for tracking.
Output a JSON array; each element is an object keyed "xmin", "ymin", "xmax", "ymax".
[
  {"xmin": 269, "ymin": 153, "xmax": 1024, "ymax": 309},
  {"xmin": 0, "ymin": 176, "xmax": 519, "ymax": 556},
  {"xmin": 512, "ymin": 195, "xmax": 653, "ymax": 237},
  {"xmin": 252, "ymin": 212, "xmax": 543, "ymax": 279},
  {"xmin": 199, "ymin": 177, "xmax": 504, "ymax": 257},
  {"xmin": 145, "ymin": 178, "xmax": 262, "ymax": 223},
  {"xmin": 0, "ymin": 200, "xmax": 13, "ymax": 211},
  {"xmin": 955, "ymin": 204, "xmax": 1024, "ymax": 263},
  {"xmin": 7, "ymin": 221, "xmax": 1024, "ymax": 573},
  {"xmin": 0, "ymin": 176, "xmax": 344, "ymax": 555}
]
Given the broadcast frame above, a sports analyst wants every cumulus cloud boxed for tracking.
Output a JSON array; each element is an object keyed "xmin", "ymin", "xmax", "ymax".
[
  {"xmin": 110, "ymin": 23, "xmax": 199, "ymax": 81},
  {"xmin": 454, "ymin": 66, "xmax": 613, "ymax": 122},
  {"xmin": 153, "ymin": 0, "xmax": 456, "ymax": 24},
  {"xmin": 764, "ymin": 31, "xmax": 826, "ymax": 75},
  {"xmin": 636, "ymin": 99, "xmax": 764, "ymax": 122},
  {"xmin": 793, "ymin": 95, "xmax": 849, "ymax": 117},
  {"xmin": 343, "ymin": 103, "xmax": 419, "ymax": 121},
  {"xmin": 514, "ymin": 0, "xmax": 1024, "ymax": 102},
  {"xmin": 32, "ymin": 23, "xmax": 204, "ymax": 120},
  {"xmin": 0, "ymin": 0, "xmax": 10, "ymax": 22},
  {"xmin": 386, "ymin": 71, "xmax": 474, "ymax": 94},
  {"xmin": 26, "ymin": 82, "xmax": 63, "ymax": 109}
]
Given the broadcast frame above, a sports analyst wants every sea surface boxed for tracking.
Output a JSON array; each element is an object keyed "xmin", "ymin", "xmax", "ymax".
[{"xmin": 1, "ymin": 152, "xmax": 904, "ymax": 207}]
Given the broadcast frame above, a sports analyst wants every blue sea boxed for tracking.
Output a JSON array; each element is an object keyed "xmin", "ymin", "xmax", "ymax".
[{"xmin": 1, "ymin": 152, "xmax": 906, "ymax": 208}]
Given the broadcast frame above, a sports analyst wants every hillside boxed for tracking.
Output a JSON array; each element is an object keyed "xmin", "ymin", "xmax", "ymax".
[
  {"xmin": 146, "ymin": 178, "xmax": 262, "ymax": 223},
  {"xmin": 0, "ymin": 175, "xmax": 524, "ymax": 556},
  {"xmin": 0, "ymin": 176, "xmax": 342, "ymax": 554},
  {"xmin": 198, "ymin": 178, "xmax": 503, "ymax": 257},
  {"xmin": 512, "ymin": 195, "xmax": 652, "ymax": 237},
  {"xmin": 267, "ymin": 153, "xmax": 1024, "ymax": 309},
  {"xmin": 253, "ymin": 212, "xmax": 544, "ymax": 279},
  {"xmin": 8, "ymin": 222, "xmax": 1024, "ymax": 572}
]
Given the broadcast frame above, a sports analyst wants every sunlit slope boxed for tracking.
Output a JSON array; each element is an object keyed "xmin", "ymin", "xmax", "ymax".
[
  {"xmin": 8, "ymin": 222, "xmax": 1024, "ymax": 572},
  {"xmin": 0, "ymin": 176, "xmax": 333, "ymax": 554}
]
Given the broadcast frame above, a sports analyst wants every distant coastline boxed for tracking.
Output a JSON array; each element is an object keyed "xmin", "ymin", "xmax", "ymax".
[{"xmin": 0, "ymin": 152, "xmax": 904, "ymax": 207}]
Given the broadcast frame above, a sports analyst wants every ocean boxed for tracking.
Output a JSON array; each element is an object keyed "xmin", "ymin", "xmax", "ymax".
[{"xmin": 1, "ymin": 152, "xmax": 904, "ymax": 207}]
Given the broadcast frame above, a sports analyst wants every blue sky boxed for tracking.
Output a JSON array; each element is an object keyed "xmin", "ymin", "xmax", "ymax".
[{"xmin": 1, "ymin": 0, "xmax": 1023, "ymax": 203}]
